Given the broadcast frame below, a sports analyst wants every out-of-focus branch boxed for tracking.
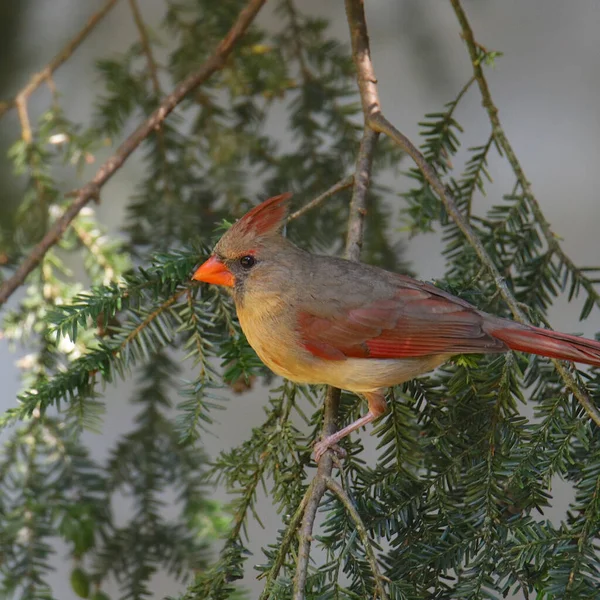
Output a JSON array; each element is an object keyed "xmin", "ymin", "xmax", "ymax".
[
  {"xmin": 128, "ymin": 0, "xmax": 161, "ymax": 96},
  {"xmin": 293, "ymin": 1, "xmax": 384, "ymax": 598},
  {"xmin": 286, "ymin": 175, "xmax": 354, "ymax": 223},
  {"xmin": 0, "ymin": 0, "xmax": 121, "ymax": 129},
  {"xmin": 0, "ymin": 0, "xmax": 268, "ymax": 307},
  {"xmin": 128, "ymin": 0, "xmax": 174, "ymax": 192}
]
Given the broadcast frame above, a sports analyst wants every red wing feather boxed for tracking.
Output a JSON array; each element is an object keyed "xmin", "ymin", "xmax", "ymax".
[{"xmin": 298, "ymin": 284, "xmax": 508, "ymax": 360}]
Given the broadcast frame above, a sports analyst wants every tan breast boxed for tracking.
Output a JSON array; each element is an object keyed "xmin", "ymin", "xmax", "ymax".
[{"xmin": 236, "ymin": 295, "xmax": 308, "ymax": 382}]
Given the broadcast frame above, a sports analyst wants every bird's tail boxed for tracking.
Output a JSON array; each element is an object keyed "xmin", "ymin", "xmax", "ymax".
[{"xmin": 488, "ymin": 321, "xmax": 600, "ymax": 367}]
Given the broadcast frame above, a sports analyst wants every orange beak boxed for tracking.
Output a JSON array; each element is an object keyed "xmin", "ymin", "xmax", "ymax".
[{"xmin": 192, "ymin": 255, "xmax": 235, "ymax": 287}]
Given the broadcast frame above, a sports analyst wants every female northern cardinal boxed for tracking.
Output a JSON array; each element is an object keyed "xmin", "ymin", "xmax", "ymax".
[{"xmin": 193, "ymin": 193, "xmax": 600, "ymax": 460}]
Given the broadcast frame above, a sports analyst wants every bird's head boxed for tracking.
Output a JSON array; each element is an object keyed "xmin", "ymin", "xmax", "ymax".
[{"xmin": 192, "ymin": 192, "xmax": 293, "ymax": 295}]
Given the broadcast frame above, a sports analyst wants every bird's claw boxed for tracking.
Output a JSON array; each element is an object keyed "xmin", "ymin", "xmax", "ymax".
[{"xmin": 314, "ymin": 439, "xmax": 347, "ymax": 463}]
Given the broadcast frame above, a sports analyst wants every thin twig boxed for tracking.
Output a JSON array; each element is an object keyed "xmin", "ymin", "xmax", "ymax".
[
  {"xmin": 325, "ymin": 476, "xmax": 389, "ymax": 600},
  {"xmin": 128, "ymin": 0, "xmax": 162, "ymax": 96},
  {"xmin": 0, "ymin": 0, "xmax": 120, "ymax": 122},
  {"xmin": 286, "ymin": 176, "xmax": 354, "ymax": 223},
  {"xmin": 15, "ymin": 96, "xmax": 33, "ymax": 144},
  {"xmin": 0, "ymin": 0, "xmax": 267, "ymax": 307},
  {"xmin": 293, "ymin": 1, "xmax": 383, "ymax": 598},
  {"xmin": 257, "ymin": 480, "xmax": 315, "ymax": 599}
]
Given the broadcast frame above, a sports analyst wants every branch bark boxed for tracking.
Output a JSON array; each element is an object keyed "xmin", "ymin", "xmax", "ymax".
[
  {"xmin": 293, "ymin": 1, "xmax": 383, "ymax": 598},
  {"xmin": 0, "ymin": 0, "xmax": 267, "ymax": 307},
  {"xmin": 293, "ymin": 386, "xmax": 340, "ymax": 599}
]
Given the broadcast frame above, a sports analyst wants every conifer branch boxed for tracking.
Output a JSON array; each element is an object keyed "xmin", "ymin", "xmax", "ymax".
[
  {"xmin": 325, "ymin": 476, "xmax": 389, "ymax": 600},
  {"xmin": 7, "ymin": 286, "xmax": 188, "ymax": 426},
  {"xmin": 0, "ymin": 0, "xmax": 267, "ymax": 307},
  {"xmin": 450, "ymin": 0, "xmax": 600, "ymax": 426},
  {"xmin": 449, "ymin": 0, "xmax": 600, "ymax": 309},
  {"xmin": 447, "ymin": 1, "xmax": 600, "ymax": 425},
  {"xmin": 369, "ymin": 113, "xmax": 600, "ymax": 428}
]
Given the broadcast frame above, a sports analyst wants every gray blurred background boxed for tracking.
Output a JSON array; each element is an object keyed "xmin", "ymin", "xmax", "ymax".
[{"xmin": 1, "ymin": 0, "xmax": 599, "ymax": 597}]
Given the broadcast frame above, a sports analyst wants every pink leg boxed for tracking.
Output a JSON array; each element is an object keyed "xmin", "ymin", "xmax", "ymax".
[{"xmin": 314, "ymin": 390, "xmax": 387, "ymax": 462}]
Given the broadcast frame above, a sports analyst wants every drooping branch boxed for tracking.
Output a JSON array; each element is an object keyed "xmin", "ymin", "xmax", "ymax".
[
  {"xmin": 449, "ymin": 0, "xmax": 600, "ymax": 315},
  {"xmin": 0, "ymin": 0, "xmax": 267, "ymax": 307},
  {"xmin": 335, "ymin": 0, "xmax": 600, "ymax": 429}
]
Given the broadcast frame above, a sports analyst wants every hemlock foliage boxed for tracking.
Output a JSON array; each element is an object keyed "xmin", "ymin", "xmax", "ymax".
[{"xmin": 0, "ymin": 1, "xmax": 599, "ymax": 599}]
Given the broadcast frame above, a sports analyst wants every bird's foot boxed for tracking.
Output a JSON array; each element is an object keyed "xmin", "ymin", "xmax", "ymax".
[{"xmin": 314, "ymin": 438, "xmax": 347, "ymax": 463}]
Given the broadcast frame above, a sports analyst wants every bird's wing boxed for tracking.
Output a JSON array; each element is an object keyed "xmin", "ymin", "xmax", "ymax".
[{"xmin": 297, "ymin": 278, "xmax": 508, "ymax": 360}]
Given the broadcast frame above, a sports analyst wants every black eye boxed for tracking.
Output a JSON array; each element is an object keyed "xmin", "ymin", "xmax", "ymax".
[{"xmin": 239, "ymin": 255, "xmax": 256, "ymax": 269}]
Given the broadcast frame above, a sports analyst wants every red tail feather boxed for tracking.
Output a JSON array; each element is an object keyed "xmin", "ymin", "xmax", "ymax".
[{"xmin": 490, "ymin": 324, "xmax": 600, "ymax": 367}]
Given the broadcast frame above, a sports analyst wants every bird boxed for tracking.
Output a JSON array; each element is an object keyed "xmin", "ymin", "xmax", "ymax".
[{"xmin": 192, "ymin": 192, "xmax": 600, "ymax": 461}]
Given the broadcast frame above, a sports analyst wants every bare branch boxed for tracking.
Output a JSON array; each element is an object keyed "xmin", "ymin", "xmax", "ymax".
[
  {"xmin": 344, "ymin": 0, "xmax": 380, "ymax": 120},
  {"xmin": 286, "ymin": 176, "xmax": 354, "ymax": 223},
  {"xmin": 293, "ymin": 387, "xmax": 340, "ymax": 600},
  {"xmin": 0, "ymin": 0, "xmax": 268, "ymax": 307},
  {"xmin": 345, "ymin": 127, "xmax": 378, "ymax": 261},
  {"xmin": 0, "ymin": 0, "xmax": 121, "ymax": 122}
]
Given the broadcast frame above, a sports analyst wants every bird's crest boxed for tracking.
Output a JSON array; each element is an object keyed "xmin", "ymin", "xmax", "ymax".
[{"xmin": 233, "ymin": 192, "xmax": 292, "ymax": 238}]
